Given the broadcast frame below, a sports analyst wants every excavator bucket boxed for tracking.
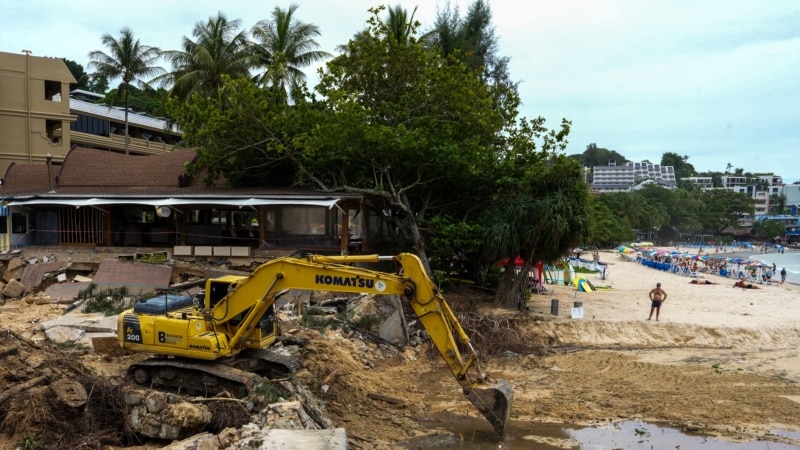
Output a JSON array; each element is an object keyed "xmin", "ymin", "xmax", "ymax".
[{"xmin": 467, "ymin": 379, "xmax": 514, "ymax": 437}]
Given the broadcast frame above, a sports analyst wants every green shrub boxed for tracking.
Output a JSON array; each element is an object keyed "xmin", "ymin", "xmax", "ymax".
[{"xmin": 81, "ymin": 285, "xmax": 145, "ymax": 316}]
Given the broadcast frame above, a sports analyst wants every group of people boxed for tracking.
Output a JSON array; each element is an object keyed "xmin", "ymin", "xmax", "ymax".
[{"xmin": 647, "ymin": 266, "xmax": 789, "ymax": 320}]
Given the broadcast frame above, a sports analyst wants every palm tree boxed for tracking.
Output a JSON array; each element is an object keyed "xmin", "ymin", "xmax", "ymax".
[
  {"xmin": 250, "ymin": 4, "xmax": 331, "ymax": 103},
  {"xmin": 384, "ymin": 4, "xmax": 419, "ymax": 44},
  {"xmin": 483, "ymin": 156, "xmax": 589, "ymax": 309},
  {"xmin": 336, "ymin": 5, "xmax": 431, "ymax": 53},
  {"xmin": 88, "ymin": 28, "xmax": 164, "ymax": 154},
  {"xmin": 160, "ymin": 12, "xmax": 253, "ymax": 102}
]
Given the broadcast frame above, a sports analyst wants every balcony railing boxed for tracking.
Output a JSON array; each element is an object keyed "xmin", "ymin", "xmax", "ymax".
[{"xmin": 70, "ymin": 131, "xmax": 177, "ymax": 155}]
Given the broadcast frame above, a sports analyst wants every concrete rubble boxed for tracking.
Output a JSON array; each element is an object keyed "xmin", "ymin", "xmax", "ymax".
[{"xmin": 0, "ymin": 250, "xmax": 424, "ymax": 449}]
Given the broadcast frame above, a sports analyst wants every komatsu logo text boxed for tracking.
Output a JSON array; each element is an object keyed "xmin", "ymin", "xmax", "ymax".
[{"xmin": 315, "ymin": 275, "xmax": 386, "ymax": 292}]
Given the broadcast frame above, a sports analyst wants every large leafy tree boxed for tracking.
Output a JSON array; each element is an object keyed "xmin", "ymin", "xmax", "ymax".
[
  {"xmin": 304, "ymin": 8, "xmax": 508, "ymax": 271},
  {"xmin": 88, "ymin": 27, "xmax": 164, "ymax": 154},
  {"xmin": 171, "ymin": 8, "xmax": 584, "ymax": 303},
  {"xmin": 166, "ymin": 76, "xmax": 299, "ymax": 187},
  {"xmin": 250, "ymin": 4, "xmax": 331, "ymax": 104},
  {"xmin": 161, "ymin": 13, "xmax": 253, "ymax": 102},
  {"xmin": 483, "ymin": 150, "xmax": 589, "ymax": 308}
]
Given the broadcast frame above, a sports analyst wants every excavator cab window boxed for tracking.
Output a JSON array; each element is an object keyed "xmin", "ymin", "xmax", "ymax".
[{"xmin": 207, "ymin": 280, "xmax": 234, "ymax": 308}]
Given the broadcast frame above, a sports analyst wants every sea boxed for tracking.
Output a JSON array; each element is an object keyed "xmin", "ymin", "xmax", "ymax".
[{"xmin": 727, "ymin": 248, "xmax": 800, "ymax": 286}]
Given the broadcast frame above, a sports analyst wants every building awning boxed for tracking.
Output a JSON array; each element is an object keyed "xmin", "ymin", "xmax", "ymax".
[{"xmin": 5, "ymin": 197, "xmax": 341, "ymax": 209}]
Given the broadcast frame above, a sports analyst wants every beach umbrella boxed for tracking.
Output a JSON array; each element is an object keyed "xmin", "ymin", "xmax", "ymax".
[{"xmin": 498, "ymin": 255, "xmax": 525, "ymax": 267}]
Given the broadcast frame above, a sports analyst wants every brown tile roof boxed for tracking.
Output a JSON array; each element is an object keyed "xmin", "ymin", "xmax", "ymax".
[
  {"xmin": 1, "ymin": 162, "xmax": 58, "ymax": 195},
  {"xmin": 57, "ymin": 147, "xmax": 197, "ymax": 187},
  {"xmin": 1, "ymin": 146, "xmax": 361, "ymax": 201}
]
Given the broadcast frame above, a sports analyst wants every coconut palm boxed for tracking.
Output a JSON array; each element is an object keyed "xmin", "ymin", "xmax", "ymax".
[
  {"xmin": 161, "ymin": 12, "xmax": 253, "ymax": 102},
  {"xmin": 250, "ymin": 4, "xmax": 331, "ymax": 103},
  {"xmin": 338, "ymin": 4, "xmax": 427, "ymax": 52},
  {"xmin": 88, "ymin": 27, "xmax": 164, "ymax": 154}
]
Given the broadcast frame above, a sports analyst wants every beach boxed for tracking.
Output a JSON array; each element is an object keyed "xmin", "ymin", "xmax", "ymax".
[
  {"xmin": 519, "ymin": 247, "xmax": 800, "ymax": 372},
  {"xmin": 536, "ymin": 247, "xmax": 800, "ymax": 329}
]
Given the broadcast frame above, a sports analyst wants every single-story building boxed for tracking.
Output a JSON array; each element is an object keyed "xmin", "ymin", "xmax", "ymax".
[{"xmin": 0, "ymin": 147, "xmax": 393, "ymax": 256}]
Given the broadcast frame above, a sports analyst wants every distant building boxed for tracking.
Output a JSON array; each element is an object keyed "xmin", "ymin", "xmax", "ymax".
[
  {"xmin": 591, "ymin": 161, "xmax": 676, "ymax": 193},
  {"xmin": 684, "ymin": 176, "xmax": 714, "ymax": 190}
]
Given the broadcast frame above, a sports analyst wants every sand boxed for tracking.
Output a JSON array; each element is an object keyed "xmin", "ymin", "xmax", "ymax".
[
  {"xmin": 533, "ymin": 248, "xmax": 799, "ymax": 330},
  {"xmin": 515, "ymin": 247, "xmax": 800, "ymax": 384}
]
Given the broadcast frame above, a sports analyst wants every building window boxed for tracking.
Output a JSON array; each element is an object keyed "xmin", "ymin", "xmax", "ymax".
[
  {"xmin": 71, "ymin": 114, "xmax": 110, "ymax": 136},
  {"xmin": 282, "ymin": 207, "xmax": 327, "ymax": 235},
  {"xmin": 44, "ymin": 80, "xmax": 61, "ymax": 101},
  {"xmin": 45, "ymin": 120, "xmax": 62, "ymax": 144},
  {"xmin": 11, "ymin": 213, "xmax": 29, "ymax": 234}
]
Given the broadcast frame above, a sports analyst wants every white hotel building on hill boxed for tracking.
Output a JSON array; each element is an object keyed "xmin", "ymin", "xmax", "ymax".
[{"xmin": 590, "ymin": 161, "xmax": 677, "ymax": 194}]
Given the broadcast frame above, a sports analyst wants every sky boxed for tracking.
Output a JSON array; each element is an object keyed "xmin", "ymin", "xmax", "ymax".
[{"xmin": 2, "ymin": 0, "xmax": 798, "ymax": 183}]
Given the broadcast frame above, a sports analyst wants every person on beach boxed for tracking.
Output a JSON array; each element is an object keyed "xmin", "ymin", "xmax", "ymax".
[
  {"xmin": 781, "ymin": 267, "xmax": 787, "ymax": 285},
  {"xmin": 689, "ymin": 279, "xmax": 716, "ymax": 285},
  {"xmin": 733, "ymin": 278, "xmax": 760, "ymax": 289},
  {"xmin": 648, "ymin": 282, "xmax": 667, "ymax": 321}
]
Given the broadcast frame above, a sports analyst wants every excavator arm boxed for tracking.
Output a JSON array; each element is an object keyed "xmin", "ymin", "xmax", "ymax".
[{"xmin": 209, "ymin": 252, "xmax": 513, "ymax": 435}]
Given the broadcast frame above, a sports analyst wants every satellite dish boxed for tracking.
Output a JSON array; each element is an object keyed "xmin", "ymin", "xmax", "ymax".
[{"xmin": 155, "ymin": 206, "xmax": 172, "ymax": 218}]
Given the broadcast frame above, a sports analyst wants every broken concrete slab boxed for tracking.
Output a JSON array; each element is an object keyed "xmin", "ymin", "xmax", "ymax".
[
  {"xmin": 348, "ymin": 294, "xmax": 408, "ymax": 347},
  {"xmin": 40, "ymin": 311, "xmax": 119, "ymax": 346},
  {"xmin": 41, "ymin": 311, "xmax": 117, "ymax": 333},
  {"xmin": 44, "ymin": 281, "xmax": 92, "ymax": 304},
  {"xmin": 257, "ymin": 428, "xmax": 348, "ymax": 450},
  {"xmin": 91, "ymin": 259, "xmax": 172, "ymax": 293},
  {"xmin": 20, "ymin": 261, "xmax": 66, "ymax": 294}
]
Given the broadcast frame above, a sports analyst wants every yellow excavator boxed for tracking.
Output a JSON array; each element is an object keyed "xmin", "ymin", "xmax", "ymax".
[{"xmin": 117, "ymin": 253, "xmax": 513, "ymax": 436}]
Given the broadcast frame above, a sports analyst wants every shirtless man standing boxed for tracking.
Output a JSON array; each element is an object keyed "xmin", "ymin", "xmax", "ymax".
[{"xmin": 648, "ymin": 282, "xmax": 667, "ymax": 321}]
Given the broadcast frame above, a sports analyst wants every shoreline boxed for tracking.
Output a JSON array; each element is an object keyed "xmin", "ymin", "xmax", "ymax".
[{"xmin": 612, "ymin": 245, "xmax": 799, "ymax": 286}]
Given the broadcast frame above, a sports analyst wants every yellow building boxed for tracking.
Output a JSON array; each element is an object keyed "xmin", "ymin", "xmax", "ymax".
[{"xmin": 0, "ymin": 50, "xmax": 75, "ymax": 174}]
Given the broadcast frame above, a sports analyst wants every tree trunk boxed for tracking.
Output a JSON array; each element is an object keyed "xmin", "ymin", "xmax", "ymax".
[
  {"xmin": 0, "ymin": 376, "xmax": 47, "ymax": 406},
  {"xmin": 493, "ymin": 259, "xmax": 532, "ymax": 309},
  {"xmin": 50, "ymin": 378, "xmax": 88, "ymax": 409},
  {"xmin": 401, "ymin": 211, "xmax": 432, "ymax": 275},
  {"xmin": 124, "ymin": 82, "xmax": 130, "ymax": 155}
]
